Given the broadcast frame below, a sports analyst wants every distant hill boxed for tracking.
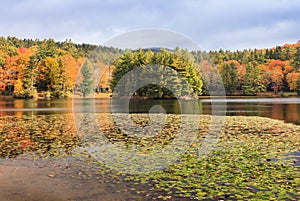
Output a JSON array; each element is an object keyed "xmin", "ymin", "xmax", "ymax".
[{"xmin": 141, "ymin": 47, "xmax": 173, "ymax": 52}]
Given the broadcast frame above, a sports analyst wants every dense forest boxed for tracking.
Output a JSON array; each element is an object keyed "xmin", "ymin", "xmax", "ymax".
[
  {"xmin": 0, "ymin": 36, "xmax": 300, "ymax": 98},
  {"xmin": 110, "ymin": 48, "xmax": 203, "ymax": 98},
  {"xmin": 201, "ymin": 42, "xmax": 300, "ymax": 95}
]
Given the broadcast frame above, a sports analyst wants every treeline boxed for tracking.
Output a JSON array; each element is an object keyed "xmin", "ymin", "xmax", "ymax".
[
  {"xmin": 196, "ymin": 42, "xmax": 300, "ymax": 95},
  {"xmin": 0, "ymin": 36, "xmax": 119, "ymax": 98},
  {"xmin": 1, "ymin": 36, "xmax": 300, "ymax": 98}
]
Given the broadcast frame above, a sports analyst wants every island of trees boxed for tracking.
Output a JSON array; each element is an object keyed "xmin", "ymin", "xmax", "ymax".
[{"xmin": 1, "ymin": 36, "xmax": 300, "ymax": 98}]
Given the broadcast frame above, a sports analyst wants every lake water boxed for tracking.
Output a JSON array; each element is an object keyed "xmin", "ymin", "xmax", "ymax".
[
  {"xmin": 1, "ymin": 97, "xmax": 300, "ymax": 125},
  {"xmin": 0, "ymin": 96, "xmax": 299, "ymax": 200}
]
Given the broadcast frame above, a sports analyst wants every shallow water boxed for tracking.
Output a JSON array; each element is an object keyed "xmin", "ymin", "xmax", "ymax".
[
  {"xmin": 0, "ymin": 157, "xmax": 160, "ymax": 201},
  {"xmin": 0, "ymin": 97, "xmax": 299, "ymax": 200},
  {"xmin": 0, "ymin": 113, "xmax": 194, "ymax": 201},
  {"xmin": 275, "ymin": 150, "xmax": 300, "ymax": 166}
]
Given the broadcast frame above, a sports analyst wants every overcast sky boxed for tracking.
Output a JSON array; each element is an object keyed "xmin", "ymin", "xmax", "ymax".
[{"xmin": 1, "ymin": 0, "xmax": 300, "ymax": 51}]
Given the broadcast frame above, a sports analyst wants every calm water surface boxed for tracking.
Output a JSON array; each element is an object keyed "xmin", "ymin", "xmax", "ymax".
[{"xmin": 1, "ymin": 97, "xmax": 300, "ymax": 125}]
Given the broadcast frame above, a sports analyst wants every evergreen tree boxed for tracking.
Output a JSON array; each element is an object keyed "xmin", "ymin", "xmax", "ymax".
[
  {"xmin": 293, "ymin": 46, "xmax": 300, "ymax": 70},
  {"xmin": 22, "ymin": 55, "xmax": 38, "ymax": 98},
  {"xmin": 220, "ymin": 62, "xmax": 238, "ymax": 95},
  {"xmin": 110, "ymin": 49, "xmax": 202, "ymax": 98},
  {"xmin": 242, "ymin": 63, "xmax": 266, "ymax": 95},
  {"xmin": 51, "ymin": 59, "xmax": 68, "ymax": 98},
  {"xmin": 61, "ymin": 39, "xmax": 84, "ymax": 59},
  {"xmin": 79, "ymin": 59, "xmax": 94, "ymax": 97},
  {"xmin": 296, "ymin": 72, "xmax": 300, "ymax": 95},
  {"xmin": 0, "ymin": 37, "xmax": 18, "ymax": 57}
]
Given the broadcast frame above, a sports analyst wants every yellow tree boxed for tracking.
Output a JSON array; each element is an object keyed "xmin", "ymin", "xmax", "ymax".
[
  {"xmin": 12, "ymin": 48, "xmax": 33, "ymax": 97},
  {"xmin": 13, "ymin": 79, "xmax": 25, "ymax": 97},
  {"xmin": 286, "ymin": 72, "xmax": 299, "ymax": 91},
  {"xmin": 60, "ymin": 54, "xmax": 79, "ymax": 92},
  {"xmin": 0, "ymin": 66, "xmax": 5, "ymax": 91}
]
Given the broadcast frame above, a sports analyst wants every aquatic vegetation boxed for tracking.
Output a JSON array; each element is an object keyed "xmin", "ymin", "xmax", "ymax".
[
  {"xmin": 124, "ymin": 116, "xmax": 300, "ymax": 200},
  {"xmin": 0, "ymin": 114, "xmax": 79, "ymax": 158},
  {"xmin": 0, "ymin": 114, "xmax": 299, "ymax": 200}
]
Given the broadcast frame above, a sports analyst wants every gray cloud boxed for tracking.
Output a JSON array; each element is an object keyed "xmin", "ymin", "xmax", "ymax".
[{"xmin": 0, "ymin": 0, "xmax": 299, "ymax": 50}]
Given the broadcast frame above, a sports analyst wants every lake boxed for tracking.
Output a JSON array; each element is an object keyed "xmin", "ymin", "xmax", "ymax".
[
  {"xmin": 0, "ymin": 96, "xmax": 299, "ymax": 200},
  {"xmin": 1, "ymin": 97, "xmax": 300, "ymax": 125}
]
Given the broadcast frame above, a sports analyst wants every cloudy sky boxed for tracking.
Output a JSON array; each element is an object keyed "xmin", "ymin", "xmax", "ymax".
[{"xmin": 1, "ymin": 0, "xmax": 300, "ymax": 51}]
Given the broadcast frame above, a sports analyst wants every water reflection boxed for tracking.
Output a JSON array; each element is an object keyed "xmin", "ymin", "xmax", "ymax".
[
  {"xmin": 0, "ymin": 99, "xmax": 73, "ymax": 116},
  {"xmin": 0, "ymin": 97, "xmax": 300, "ymax": 125},
  {"xmin": 224, "ymin": 100, "xmax": 300, "ymax": 125}
]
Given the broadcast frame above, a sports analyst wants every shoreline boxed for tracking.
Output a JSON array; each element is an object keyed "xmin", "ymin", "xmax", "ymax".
[
  {"xmin": 1, "ymin": 92, "xmax": 299, "ymax": 100},
  {"xmin": 0, "ymin": 157, "xmax": 164, "ymax": 201}
]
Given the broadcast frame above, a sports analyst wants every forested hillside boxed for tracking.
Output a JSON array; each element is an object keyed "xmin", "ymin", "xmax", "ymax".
[
  {"xmin": 201, "ymin": 42, "xmax": 300, "ymax": 95},
  {"xmin": 0, "ymin": 36, "xmax": 300, "ymax": 98},
  {"xmin": 0, "ymin": 36, "xmax": 118, "ymax": 98}
]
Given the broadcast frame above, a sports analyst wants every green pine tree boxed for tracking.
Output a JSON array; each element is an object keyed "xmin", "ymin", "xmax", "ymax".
[
  {"xmin": 80, "ymin": 59, "xmax": 94, "ymax": 97},
  {"xmin": 110, "ymin": 49, "xmax": 202, "ymax": 98},
  {"xmin": 293, "ymin": 46, "xmax": 300, "ymax": 70},
  {"xmin": 296, "ymin": 72, "xmax": 300, "ymax": 95},
  {"xmin": 242, "ymin": 63, "xmax": 266, "ymax": 95},
  {"xmin": 220, "ymin": 62, "xmax": 238, "ymax": 95},
  {"xmin": 22, "ymin": 55, "xmax": 38, "ymax": 98}
]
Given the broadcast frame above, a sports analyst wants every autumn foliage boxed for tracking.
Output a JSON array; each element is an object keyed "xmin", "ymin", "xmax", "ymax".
[
  {"xmin": 0, "ymin": 36, "xmax": 300, "ymax": 98},
  {"xmin": 203, "ymin": 42, "xmax": 300, "ymax": 95},
  {"xmin": 0, "ymin": 37, "xmax": 95, "ymax": 98}
]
